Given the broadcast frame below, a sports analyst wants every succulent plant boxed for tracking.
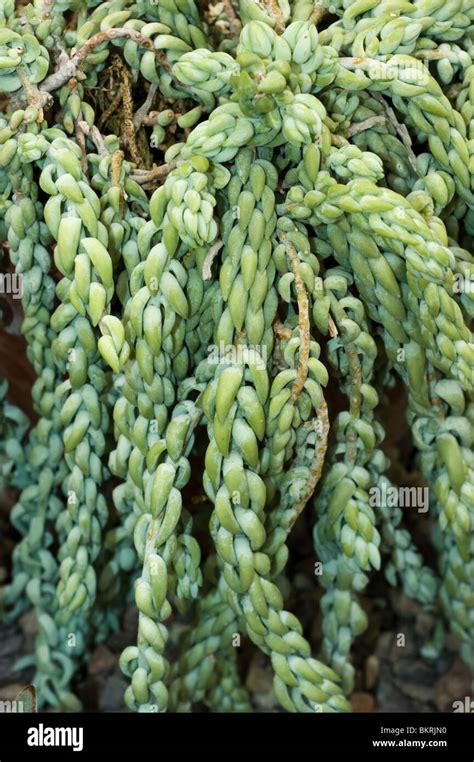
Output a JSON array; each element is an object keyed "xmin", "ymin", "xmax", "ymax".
[{"xmin": 0, "ymin": 0, "xmax": 472, "ymax": 713}]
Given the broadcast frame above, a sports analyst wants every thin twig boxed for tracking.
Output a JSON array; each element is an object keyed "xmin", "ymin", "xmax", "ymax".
[
  {"xmin": 129, "ymin": 161, "xmax": 177, "ymax": 184},
  {"xmin": 330, "ymin": 133, "xmax": 345, "ymax": 147},
  {"xmin": 77, "ymin": 121, "xmax": 109, "ymax": 155},
  {"xmin": 273, "ymin": 320, "xmax": 292, "ymax": 340},
  {"xmin": 20, "ymin": 28, "xmax": 154, "ymax": 111},
  {"xmin": 120, "ymin": 65, "xmax": 141, "ymax": 165},
  {"xmin": 133, "ymin": 84, "xmax": 158, "ymax": 130},
  {"xmin": 140, "ymin": 111, "xmax": 161, "ymax": 127},
  {"xmin": 16, "ymin": 67, "xmax": 49, "ymax": 122},
  {"xmin": 111, "ymin": 150, "xmax": 125, "ymax": 188},
  {"xmin": 155, "ymin": 49, "xmax": 175, "ymax": 77},
  {"xmin": 346, "ymin": 114, "xmax": 386, "ymax": 137},
  {"xmin": 98, "ymin": 89, "xmax": 123, "ymax": 130},
  {"xmin": 262, "ymin": 0, "xmax": 285, "ymax": 33},
  {"xmin": 16, "ymin": 67, "xmax": 37, "ymax": 103},
  {"xmin": 309, "ymin": 2, "xmax": 328, "ymax": 25}
]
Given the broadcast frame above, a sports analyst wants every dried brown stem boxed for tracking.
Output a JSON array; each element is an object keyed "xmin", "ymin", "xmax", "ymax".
[
  {"xmin": 330, "ymin": 133, "xmax": 345, "ymax": 147},
  {"xmin": 140, "ymin": 111, "xmax": 161, "ymax": 127},
  {"xmin": 155, "ymin": 49, "xmax": 175, "ymax": 78},
  {"xmin": 129, "ymin": 161, "xmax": 177, "ymax": 184},
  {"xmin": 273, "ymin": 320, "xmax": 292, "ymax": 340},
  {"xmin": 120, "ymin": 67, "xmax": 141, "ymax": 165},
  {"xmin": 98, "ymin": 89, "xmax": 123, "ymax": 130},
  {"xmin": 262, "ymin": 0, "xmax": 285, "ymax": 33},
  {"xmin": 16, "ymin": 68, "xmax": 49, "ymax": 122},
  {"xmin": 309, "ymin": 3, "xmax": 328, "ymax": 25},
  {"xmin": 111, "ymin": 150, "xmax": 125, "ymax": 188}
]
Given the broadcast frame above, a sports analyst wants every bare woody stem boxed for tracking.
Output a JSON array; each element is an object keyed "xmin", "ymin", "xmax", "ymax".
[
  {"xmin": 97, "ymin": 89, "xmax": 123, "ymax": 131},
  {"xmin": 42, "ymin": 29, "xmax": 153, "ymax": 92},
  {"xmin": 309, "ymin": 3, "xmax": 328, "ymax": 25},
  {"xmin": 129, "ymin": 161, "xmax": 178, "ymax": 184},
  {"xmin": 111, "ymin": 150, "xmax": 125, "ymax": 188},
  {"xmin": 273, "ymin": 319, "xmax": 292, "ymax": 339},
  {"xmin": 16, "ymin": 67, "xmax": 51, "ymax": 122},
  {"xmin": 346, "ymin": 115, "xmax": 386, "ymax": 137},
  {"xmin": 262, "ymin": 0, "xmax": 286, "ymax": 34},
  {"xmin": 77, "ymin": 121, "xmax": 108, "ymax": 155}
]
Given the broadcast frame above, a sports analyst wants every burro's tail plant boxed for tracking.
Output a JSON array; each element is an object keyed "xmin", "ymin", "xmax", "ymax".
[{"xmin": 0, "ymin": 0, "xmax": 472, "ymax": 712}]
